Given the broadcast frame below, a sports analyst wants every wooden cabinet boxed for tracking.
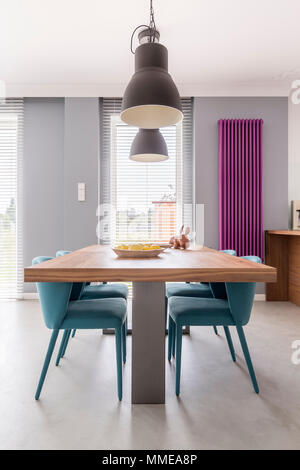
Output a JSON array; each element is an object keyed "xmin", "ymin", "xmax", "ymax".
[{"xmin": 265, "ymin": 230, "xmax": 300, "ymax": 305}]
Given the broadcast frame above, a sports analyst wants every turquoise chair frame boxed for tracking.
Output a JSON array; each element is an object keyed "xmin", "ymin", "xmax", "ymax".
[
  {"xmin": 56, "ymin": 250, "xmax": 84, "ymax": 340},
  {"xmin": 33, "ymin": 256, "xmax": 127, "ymax": 401},
  {"xmin": 166, "ymin": 249, "xmax": 237, "ymax": 337},
  {"xmin": 55, "ymin": 250, "xmax": 128, "ymax": 341},
  {"xmin": 212, "ymin": 250, "xmax": 237, "ymax": 335},
  {"xmin": 168, "ymin": 256, "xmax": 261, "ymax": 396}
]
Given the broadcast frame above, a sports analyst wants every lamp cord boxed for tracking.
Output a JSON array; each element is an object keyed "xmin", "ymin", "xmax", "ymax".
[
  {"xmin": 130, "ymin": 24, "xmax": 149, "ymax": 54},
  {"xmin": 149, "ymin": 0, "xmax": 157, "ymax": 43},
  {"xmin": 130, "ymin": 0, "xmax": 158, "ymax": 54}
]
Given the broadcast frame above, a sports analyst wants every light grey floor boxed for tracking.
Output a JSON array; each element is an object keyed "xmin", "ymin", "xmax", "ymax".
[{"xmin": 0, "ymin": 299, "xmax": 299, "ymax": 450}]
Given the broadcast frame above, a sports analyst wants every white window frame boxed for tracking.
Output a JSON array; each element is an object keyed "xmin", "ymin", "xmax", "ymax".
[{"xmin": 109, "ymin": 115, "xmax": 184, "ymax": 244}]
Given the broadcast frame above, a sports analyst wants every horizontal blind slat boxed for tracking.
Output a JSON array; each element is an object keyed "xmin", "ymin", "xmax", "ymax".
[{"xmin": 0, "ymin": 98, "xmax": 23, "ymax": 299}]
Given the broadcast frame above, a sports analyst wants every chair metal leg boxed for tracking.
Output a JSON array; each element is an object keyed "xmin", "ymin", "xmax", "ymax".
[
  {"xmin": 35, "ymin": 329, "xmax": 59, "ymax": 400},
  {"xmin": 115, "ymin": 327, "xmax": 123, "ymax": 400},
  {"xmin": 61, "ymin": 329, "xmax": 71, "ymax": 358},
  {"xmin": 168, "ymin": 316, "xmax": 174, "ymax": 361},
  {"xmin": 172, "ymin": 321, "xmax": 176, "ymax": 358},
  {"xmin": 223, "ymin": 326, "xmax": 236, "ymax": 362},
  {"xmin": 236, "ymin": 325, "xmax": 259, "ymax": 394},
  {"xmin": 165, "ymin": 296, "xmax": 168, "ymax": 329},
  {"xmin": 56, "ymin": 330, "xmax": 68, "ymax": 366},
  {"xmin": 72, "ymin": 329, "xmax": 76, "ymax": 338},
  {"xmin": 213, "ymin": 326, "xmax": 218, "ymax": 335},
  {"xmin": 122, "ymin": 321, "xmax": 126, "ymax": 364},
  {"xmin": 175, "ymin": 325, "xmax": 183, "ymax": 396}
]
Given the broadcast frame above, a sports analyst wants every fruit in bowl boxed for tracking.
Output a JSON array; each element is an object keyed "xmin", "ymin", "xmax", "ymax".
[
  {"xmin": 113, "ymin": 243, "xmax": 165, "ymax": 258},
  {"xmin": 115, "ymin": 243, "xmax": 161, "ymax": 251}
]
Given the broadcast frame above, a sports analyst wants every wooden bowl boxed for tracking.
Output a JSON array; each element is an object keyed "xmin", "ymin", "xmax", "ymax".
[
  {"xmin": 112, "ymin": 248, "xmax": 166, "ymax": 259},
  {"xmin": 155, "ymin": 243, "xmax": 171, "ymax": 249}
]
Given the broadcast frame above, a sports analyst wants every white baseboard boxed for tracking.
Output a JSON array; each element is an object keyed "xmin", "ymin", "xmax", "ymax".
[
  {"xmin": 254, "ymin": 294, "xmax": 266, "ymax": 301},
  {"xmin": 22, "ymin": 293, "xmax": 39, "ymax": 300}
]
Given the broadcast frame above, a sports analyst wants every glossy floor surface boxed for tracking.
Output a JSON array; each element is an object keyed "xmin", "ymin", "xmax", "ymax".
[{"xmin": 0, "ymin": 300, "xmax": 299, "ymax": 450}]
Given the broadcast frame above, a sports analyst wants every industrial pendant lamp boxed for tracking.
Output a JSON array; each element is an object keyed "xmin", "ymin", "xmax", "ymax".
[
  {"xmin": 121, "ymin": 0, "xmax": 183, "ymax": 129},
  {"xmin": 129, "ymin": 128, "xmax": 168, "ymax": 162}
]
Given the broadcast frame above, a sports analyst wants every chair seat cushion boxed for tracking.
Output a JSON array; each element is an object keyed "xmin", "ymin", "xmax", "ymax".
[
  {"xmin": 61, "ymin": 298, "xmax": 127, "ymax": 329},
  {"xmin": 169, "ymin": 296, "xmax": 234, "ymax": 326},
  {"xmin": 166, "ymin": 282, "xmax": 212, "ymax": 299},
  {"xmin": 80, "ymin": 283, "xmax": 128, "ymax": 300}
]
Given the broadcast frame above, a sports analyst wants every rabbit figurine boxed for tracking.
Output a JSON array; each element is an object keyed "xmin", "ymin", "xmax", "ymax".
[{"xmin": 169, "ymin": 225, "xmax": 190, "ymax": 250}]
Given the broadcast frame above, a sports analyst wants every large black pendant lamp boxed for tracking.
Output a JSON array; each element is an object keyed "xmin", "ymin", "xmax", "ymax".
[
  {"xmin": 121, "ymin": 0, "xmax": 183, "ymax": 129},
  {"xmin": 129, "ymin": 128, "xmax": 168, "ymax": 162}
]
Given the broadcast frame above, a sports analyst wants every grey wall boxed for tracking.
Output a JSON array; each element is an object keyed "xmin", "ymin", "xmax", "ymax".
[
  {"xmin": 194, "ymin": 97, "xmax": 288, "ymax": 292},
  {"xmin": 23, "ymin": 96, "xmax": 288, "ymax": 294},
  {"xmin": 23, "ymin": 98, "xmax": 99, "ymax": 292},
  {"xmin": 64, "ymin": 98, "xmax": 99, "ymax": 250},
  {"xmin": 23, "ymin": 98, "xmax": 64, "ymax": 292}
]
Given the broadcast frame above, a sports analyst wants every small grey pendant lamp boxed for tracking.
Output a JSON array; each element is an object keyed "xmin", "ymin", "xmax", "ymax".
[
  {"xmin": 129, "ymin": 128, "xmax": 168, "ymax": 162},
  {"xmin": 121, "ymin": 0, "xmax": 182, "ymax": 129}
]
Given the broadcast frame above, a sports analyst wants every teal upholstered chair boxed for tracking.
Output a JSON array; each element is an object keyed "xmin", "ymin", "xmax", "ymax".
[
  {"xmin": 168, "ymin": 255, "xmax": 261, "ymax": 396},
  {"xmin": 56, "ymin": 250, "xmax": 128, "ymax": 339},
  {"xmin": 56, "ymin": 250, "xmax": 128, "ymax": 300},
  {"xmin": 33, "ymin": 256, "xmax": 127, "ymax": 401},
  {"xmin": 166, "ymin": 249, "xmax": 237, "ymax": 335}
]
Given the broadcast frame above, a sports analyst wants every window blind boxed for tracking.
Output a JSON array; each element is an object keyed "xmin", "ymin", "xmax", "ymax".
[
  {"xmin": 99, "ymin": 98, "xmax": 194, "ymax": 246},
  {"xmin": 0, "ymin": 99, "xmax": 23, "ymax": 299}
]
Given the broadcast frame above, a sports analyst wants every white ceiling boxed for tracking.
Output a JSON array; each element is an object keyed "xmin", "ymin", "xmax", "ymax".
[{"xmin": 2, "ymin": 0, "xmax": 300, "ymax": 96}]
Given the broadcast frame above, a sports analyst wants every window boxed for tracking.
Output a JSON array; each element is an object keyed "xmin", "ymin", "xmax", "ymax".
[
  {"xmin": 99, "ymin": 98, "xmax": 194, "ymax": 246},
  {"xmin": 0, "ymin": 99, "xmax": 23, "ymax": 299}
]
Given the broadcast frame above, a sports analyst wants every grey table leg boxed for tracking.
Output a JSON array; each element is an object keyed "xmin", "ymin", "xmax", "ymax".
[{"xmin": 132, "ymin": 282, "xmax": 166, "ymax": 404}]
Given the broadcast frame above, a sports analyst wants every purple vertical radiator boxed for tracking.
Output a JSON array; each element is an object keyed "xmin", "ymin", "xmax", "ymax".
[{"xmin": 218, "ymin": 119, "xmax": 263, "ymax": 259}]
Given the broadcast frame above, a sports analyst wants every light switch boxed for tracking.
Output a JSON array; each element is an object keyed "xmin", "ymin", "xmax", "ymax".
[{"xmin": 78, "ymin": 182, "xmax": 85, "ymax": 202}]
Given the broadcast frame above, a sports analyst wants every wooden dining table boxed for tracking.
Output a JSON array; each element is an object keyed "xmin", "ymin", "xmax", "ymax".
[{"xmin": 24, "ymin": 244, "xmax": 276, "ymax": 404}]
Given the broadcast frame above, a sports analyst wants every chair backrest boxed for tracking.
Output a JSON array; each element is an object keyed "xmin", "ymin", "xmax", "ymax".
[
  {"xmin": 56, "ymin": 250, "xmax": 86, "ymax": 300},
  {"xmin": 225, "ymin": 256, "xmax": 261, "ymax": 325},
  {"xmin": 242, "ymin": 255, "xmax": 262, "ymax": 264},
  {"xmin": 210, "ymin": 249, "xmax": 237, "ymax": 299},
  {"xmin": 56, "ymin": 250, "xmax": 71, "ymax": 257},
  {"xmin": 221, "ymin": 249, "xmax": 237, "ymax": 256},
  {"xmin": 33, "ymin": 256, "xmax": 72, "ymax": 329}
]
